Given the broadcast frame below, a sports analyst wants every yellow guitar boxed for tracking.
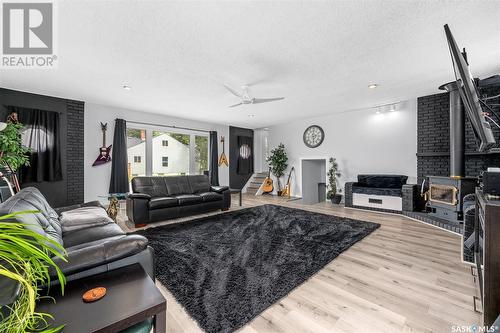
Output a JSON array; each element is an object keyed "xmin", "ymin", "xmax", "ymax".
[
  {"xmin": 218, "ymin": 136, "xmax": 229, "ymax": 167},
  {"xmin": 280, "ymin": 167, "xmax": 295, "ymax": 197}
]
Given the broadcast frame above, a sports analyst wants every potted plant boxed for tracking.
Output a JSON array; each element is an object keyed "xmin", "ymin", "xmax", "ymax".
[
  {"xmin": 0, "ymin": 211, "xmax": 67, "ymax": 333},
  {"xmin": 266, "ymin": 143, "xmax": 288, "ymax": 195},
  {"xmin": 327, "ymin": 157, "xmax": 342, "ymax": 204},
  {"xmin": 0, "ymin": 119, "xmax": 31, "ymax": 192}
]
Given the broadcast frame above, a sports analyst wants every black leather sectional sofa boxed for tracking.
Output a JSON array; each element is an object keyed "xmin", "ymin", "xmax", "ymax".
[
  {"xmin": 0, "ymin": 187, "xmax": 154, "ymax": 306},
  {"xmin": 127, "ymin": 175, "xmax": 231, "ymax": 226}
]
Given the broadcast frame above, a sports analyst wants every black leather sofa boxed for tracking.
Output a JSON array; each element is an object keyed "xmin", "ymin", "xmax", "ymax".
[
  {"xmin": 345, "ymin": 174, "xmax": 408, "ymax": 213},
  {"xmin": 0, "ymin": 187, "xmax": 154, "ymax": 306},
  {"xmin": 127, "ymin": 175, "xmax": 231, "ymax": 226}
]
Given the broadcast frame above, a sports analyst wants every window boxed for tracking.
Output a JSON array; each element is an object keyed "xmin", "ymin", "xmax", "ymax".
[
  {"xmin": 153, "ymin": 131, "xmax": 189, "ymax": 176},
  {"xmin": 127, "ymin": 127, "xmax": 209, "ymax": 177},
  {"xmin": 127, "ymin": 128, "xmax": 146, "ymax": 178},
  {"xmin": 195, "ymin": 135, "xmax": 208, "ymax": 174}
]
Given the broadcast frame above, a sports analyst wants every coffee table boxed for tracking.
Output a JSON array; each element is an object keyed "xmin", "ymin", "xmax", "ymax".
[{"xmin": 37, "ymin": 264, "xmax": 166, "ymax": 333}]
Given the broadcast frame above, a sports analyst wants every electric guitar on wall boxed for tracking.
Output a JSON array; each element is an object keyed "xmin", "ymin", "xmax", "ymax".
[
  {"xmin": 281, "ymin": 167, "xmax": 295, "ymax": 198},
  {"xmin": 218, "ymin": 136, "xmax": 229, "ymax": 167},
  {"xmin": 262, "ymin": 168, "xmax": 274, "ymax": 194},
  {"xmin": 92, "ymin": 122, "xmax": 112, "ymax": 167}
]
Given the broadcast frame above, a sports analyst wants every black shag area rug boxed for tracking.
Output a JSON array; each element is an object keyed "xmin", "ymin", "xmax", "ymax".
[{"xmin": 135, "ymin": 204, "xmax": 380, "ymax": 333}]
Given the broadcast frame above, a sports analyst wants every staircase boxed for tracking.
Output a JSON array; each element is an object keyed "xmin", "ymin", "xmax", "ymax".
[{"xmin": 245, "ymin": 172, "xmax": 268, "ymax": 195}]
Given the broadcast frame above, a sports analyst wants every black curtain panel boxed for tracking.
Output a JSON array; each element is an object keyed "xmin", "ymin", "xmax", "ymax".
[
  {"xmin": 109, "ymin": 119, "xmax": 129, "ymax": 194},
  {"xmin": 209, "ymin": 131, "xmax": 219, "ymax": 186},
  {"xmin": 236, "ymin": 135, "xmax": 253, "ymax": 175},
  {"xmin": 12, "ymin": 107, "xmax": 63, "ymax": 183}
]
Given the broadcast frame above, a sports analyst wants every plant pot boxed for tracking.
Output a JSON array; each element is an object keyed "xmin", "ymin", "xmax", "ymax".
[{"xmin": 330, "ymin": 194, "xmax": 342, "ymax": 204}]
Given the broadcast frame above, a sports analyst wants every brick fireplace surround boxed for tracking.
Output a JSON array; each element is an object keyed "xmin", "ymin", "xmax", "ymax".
[
  {"xmin": 416, "ymin": 84, "xmax": 500, "ymax": 184},
  {"xmin": 403, "ymin": 84, "xmax": 500, "ymax": 235}
]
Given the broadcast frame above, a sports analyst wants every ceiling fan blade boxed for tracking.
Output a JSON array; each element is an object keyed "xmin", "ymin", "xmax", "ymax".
[
  {"xmin": 224, "ymin": 84, "xmax": 242, "ymax": 98},
  {"xmin": 229, "ymin": 102, "xmax": 243, "ymax": 108},
  {"xmin": 252, "ymin": 97, "xmax": 285, "ymax": 104}
]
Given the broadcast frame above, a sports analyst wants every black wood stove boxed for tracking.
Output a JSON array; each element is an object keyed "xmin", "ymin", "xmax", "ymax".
[
  {"xmin": 426, "ymin": 81, "xmax": 478, "ymax": 223},
  {"xmin": 427, "ymin": 176, "xmax": 476, "ymax": 222}
]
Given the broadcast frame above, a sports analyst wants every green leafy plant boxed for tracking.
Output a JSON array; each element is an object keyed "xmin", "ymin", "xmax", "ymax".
[
  {"xmin": 266, "ymin": 143, "xmax": 288, "ymax": 192},
  {"xmin": 327, "ymin": 157, "xmax": 342, "ymax": 199},
  {"xmin": 0, "ymin": 211, "xmax": 67, "ymax": 333},
  {"xmin": 0, "ymin": 122, "xmax": 31, "ymax": 171}
]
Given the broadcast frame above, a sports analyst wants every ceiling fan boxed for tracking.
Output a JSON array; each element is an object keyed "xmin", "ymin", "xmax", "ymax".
[{"xmin": 224, "ymin": 84, "xmax": 284, "ymax": 108}]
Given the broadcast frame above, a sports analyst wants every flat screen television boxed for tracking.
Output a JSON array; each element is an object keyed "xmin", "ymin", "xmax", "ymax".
[{"xmin": 444, "ymin": 24, "xmax": 496, "ymax": 152}]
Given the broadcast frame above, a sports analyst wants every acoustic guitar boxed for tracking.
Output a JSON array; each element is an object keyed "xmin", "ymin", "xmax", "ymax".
[
  {"xmin": 262, "ymin": 168, "xmax": 274, "ymax": 194},
  {"xmin": 92, "ymin": 122, "xmax": 112, "ymax": 166},
  {"xmin": 218, "ymin": 136, "xmax": 229, "ymax": 167},
  {"xmin": 281, "ymin": 167, "xmax": 295, "ymax": 197}
]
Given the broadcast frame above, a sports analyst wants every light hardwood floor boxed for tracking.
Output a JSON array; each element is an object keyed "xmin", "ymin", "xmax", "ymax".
[{"xmin": 118, "ymin": 194, "xmax": 480, "ymax": 333}]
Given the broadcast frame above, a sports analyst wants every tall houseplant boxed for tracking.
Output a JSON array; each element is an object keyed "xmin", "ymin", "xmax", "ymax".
[
  {"xmin": 0, "ymin": 121, "xmax": 31, "ymax": 191},
  {"xmin": 327, "ymin": 157, "xmax": 342, "ymax": 204},
  {"xmin": 0, "ymin": 212, "xmax": 67, "ymax": 333},
  {"xmin": 266, "ymin": 143, "xmax": 288, "ymax": 194}
]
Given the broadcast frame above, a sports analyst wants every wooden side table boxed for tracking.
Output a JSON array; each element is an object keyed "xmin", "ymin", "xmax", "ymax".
[{"xmin": 37, "ymin": 264, "xmax": 166, "ymax": 333}]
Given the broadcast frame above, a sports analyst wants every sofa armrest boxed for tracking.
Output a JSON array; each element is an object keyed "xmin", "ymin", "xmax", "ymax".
[
  {"xmin": 127, "ymin": 194, "xmax": 150, "ymax": 225},
  {"xmin": 402, "ymin": 184, "xmax": 422, "ymax": 212},
  {"xmin": 51, "ymin": 234, "xmax": 148, "ymax": 277},
  {"xmin": 344, "ymin": 182, "xmax": 355, "ymax": 207},
  {"xmin": 128, "ymin": 193, "xmax": 152, "ymax": 200},
  {"xmin": 54, "ymin": 201, "xmax": 104, "ymax": 215},
  {"xmin": 210, "ymin": 186, "xmax": 229, "ymax": 194}
]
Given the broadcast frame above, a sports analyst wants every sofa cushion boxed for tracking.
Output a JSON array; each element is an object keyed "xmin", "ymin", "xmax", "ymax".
[
  {"xmin": 149, "ymin": 197, "xmax": 179, "ymax": 210},
  {"xmin": 165, "ymin": 176, "xmax": 192, "ymax": 195},
  {"xmin": 131, "ymin": 177, "xmax": 169, "ymax": 197},
  {"xmin": 357, "ymin": 174, "xmax": 408, "ymax": 189},
  {"xmin": 188, "ymin": 175, "xmax": 211, "ymax": 193},
  {"xmin": 198, "ymin": 192, "xmax": 223, "ymax": 202},
  {"xmin": 0, "ymin": 187, "xmax": 63, "ymax": 248},
  {"xmin": 60, "ymin": 206, "xmax": 113, "ymax": 234},
  {"xmin": 352, "ymin": 186, "xmax": 403, "ymax": 197},
  {"xmin": 62, "ymin": 222, "xmax": 125, "ymax": 248},
  {"xmin": 175, "ymin": 194, "xmax": 203, "ymax": 206},
  {"xmin": 52, "ymin": 234, "xmax": 148, "ymax": 276}
]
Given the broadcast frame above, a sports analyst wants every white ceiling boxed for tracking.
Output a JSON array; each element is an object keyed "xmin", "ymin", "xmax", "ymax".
[{"xmin": 1, "ymin": 0, "xmax": 499, "ymax": 128}]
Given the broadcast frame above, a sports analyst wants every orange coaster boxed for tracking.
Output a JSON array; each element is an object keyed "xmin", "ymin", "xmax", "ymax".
[{"xmin": 82, "ymin": 287, "xmax": 107, "ymax": 303}]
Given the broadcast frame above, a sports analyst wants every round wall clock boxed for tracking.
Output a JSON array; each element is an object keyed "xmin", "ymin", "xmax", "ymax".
[{"xmin": 303, "ymin": 125, "xmax": 324, "ymax": 148}]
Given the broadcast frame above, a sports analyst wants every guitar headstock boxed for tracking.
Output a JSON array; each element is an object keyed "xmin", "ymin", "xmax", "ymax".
[
  {"xmin": 220, "ymin": 136, "xmax": 225, "ymax": 143},
  {"xmin": 100, "ymin": 122, "xmax": 108, "ymax": 131}
]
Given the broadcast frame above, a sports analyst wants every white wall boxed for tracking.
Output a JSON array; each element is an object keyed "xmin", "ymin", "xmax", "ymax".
[
  {"xmin": 266, "ymin": 100, "xmax": 417, "ymax": 198},
  {"xmin": 253, "ymin": 128, "xmax": 270, "ymax": 173},
  {"xmin": 84, "ymin": 103, "xmax": 229, "ymax": 202}
]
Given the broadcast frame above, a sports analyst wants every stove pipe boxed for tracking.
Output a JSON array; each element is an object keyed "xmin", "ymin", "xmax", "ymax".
[{"xmin": 439, "ymin": 81, "xmax": 465, "ymax": 177}]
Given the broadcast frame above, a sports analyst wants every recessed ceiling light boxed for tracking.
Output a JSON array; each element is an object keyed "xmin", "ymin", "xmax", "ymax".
[
  {"xmin": 375, "ymin": 109, "xmax": 381, "ymax": 114},
  {"xmin": 248, "ymin": 114, "xmax": 255, "ymax": 118},
  {"xmin": 123, "ymin": 85, "xmax": 132, "ymax": 90},
  {"xmin": 368, "ymin": 84, "xmax": 378, "ymax": 89}
]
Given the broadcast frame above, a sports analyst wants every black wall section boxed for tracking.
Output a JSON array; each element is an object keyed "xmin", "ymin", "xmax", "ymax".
[
  {"xmin": 0, "ymin": 88, "xmax": 84, "ymax": 207},
  {"xmin": 229, "ymin": 126, "xmax": 254, "ymax": 189},
  {"xmin": 417, "ymin": 85, "xmax": 500, "ymax": 184}
]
